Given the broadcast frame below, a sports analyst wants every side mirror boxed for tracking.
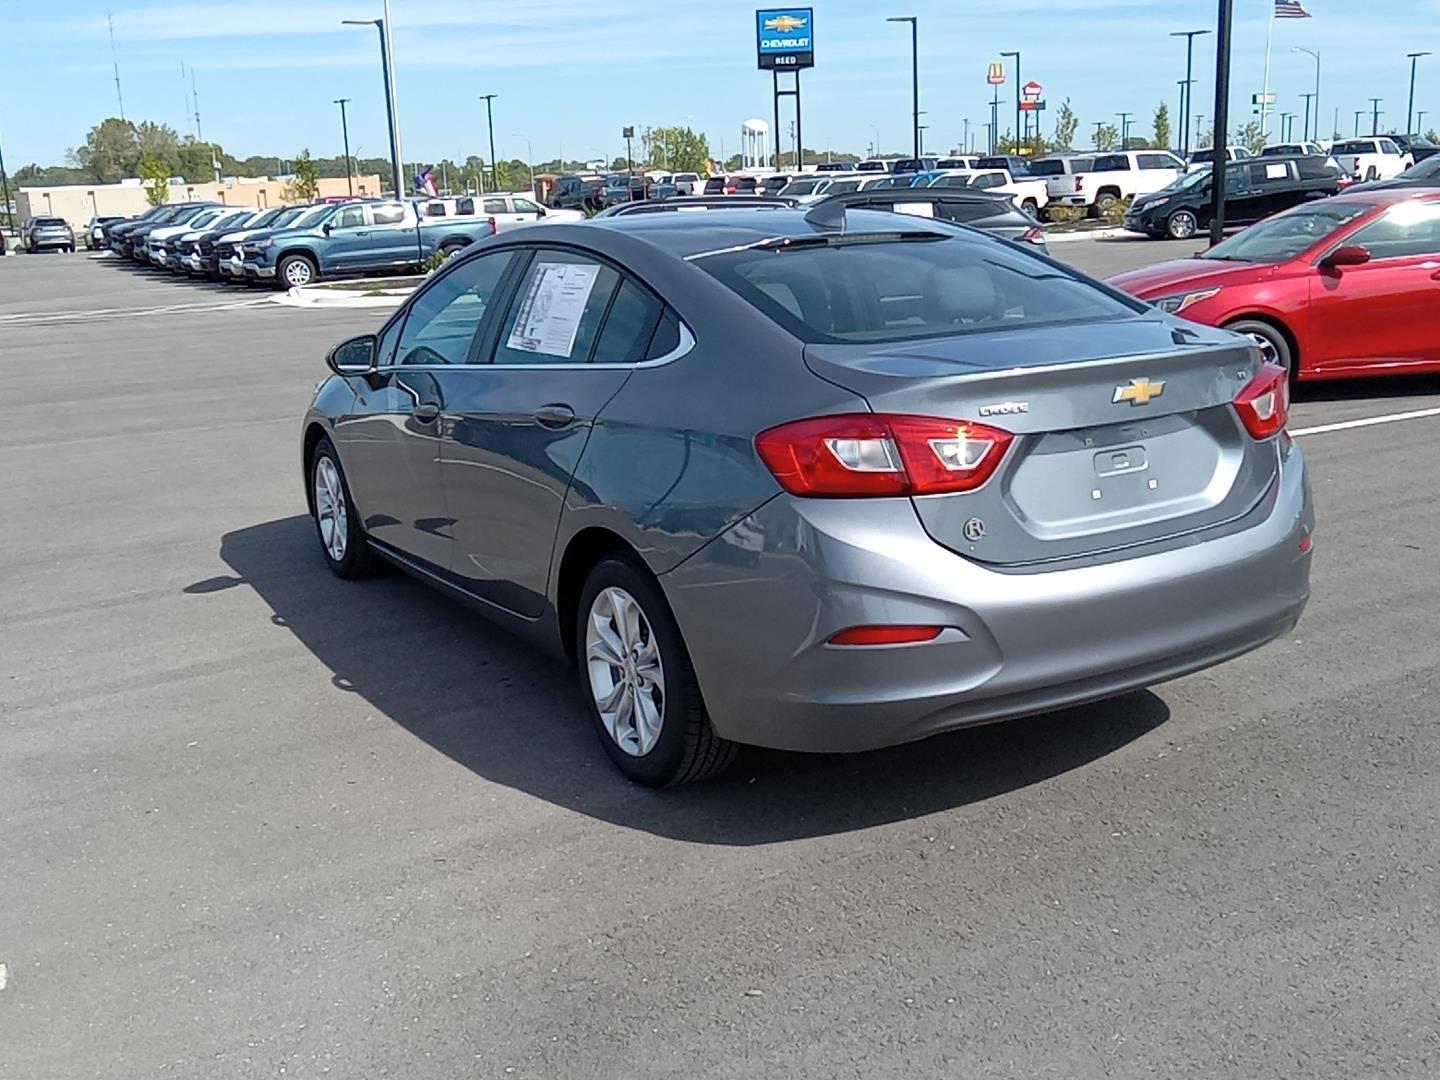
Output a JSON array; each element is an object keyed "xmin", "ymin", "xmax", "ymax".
[
  {"xmin": 1320, "ymin": 244, "xmax": 1371, "ymax": 271},
  {"xmin": 322, "ymin": 222, "xmax": 333, "ymax": 235},
  {"xmin": 536, "ymin": 207, "xmax": 546, "ymax": 217},
  {"xmin": 326, "ymin": 334, "xmax": 378, "ymax": 377}
]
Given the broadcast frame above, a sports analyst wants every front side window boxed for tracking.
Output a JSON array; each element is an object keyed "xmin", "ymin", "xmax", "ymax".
[
  {"xmin": 331, "ymin": 206, "xmax": 365, "ymax": 229},
  {"xmin": 392, "ymin": 251, "xmax": 516, "ymax": 366},
  {"xmin": 695, "ymin": 234, "xmax": 1141, "ymax": 346},
  {"xmin": 492, "ymin": 251, "xmax": 620, "ymax": 365},
  {"xmin": 513, "ymin": 198, "xmax": 543, "ymax": 214},
  {"xmin": 371, "ymin": 204, "xmax": 405, "ymax": 225},
  {"xmin": 1344, "ymin": 201, "xmax": 1440, "ymax": 260},
  {"xmin": 1380, "ymin": 139, "xmax": 1402, "ymax": 155}
]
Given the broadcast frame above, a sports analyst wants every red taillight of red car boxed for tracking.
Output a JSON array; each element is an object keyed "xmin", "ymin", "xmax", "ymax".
[
  {"xmin": 754, "ymin": 413, "xmax": 1014, "ymax": 497},
  {"xmin": 1233, "ymin": 363, "xmax": 1290, "ymax": 439}
]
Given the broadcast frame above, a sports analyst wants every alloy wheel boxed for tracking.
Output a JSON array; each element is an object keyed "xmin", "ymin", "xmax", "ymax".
[
  {"xmin": 585, "ymin": 586, "xmax": 666, "ymax": 757},
  {"xmin": 284, "ymin": 259, "xmax": 314, "ymax": 287},
  {"xmin": 1168, "ymin": 211, "xmax": 1197, "ymax": 239},
  {"xmin": 1246, "ymin": 332, "xmax": 1280, "ymax": 366},
  {"xmin": 313, "ymin": 456, "xmax": 348, "ymax": 562}
]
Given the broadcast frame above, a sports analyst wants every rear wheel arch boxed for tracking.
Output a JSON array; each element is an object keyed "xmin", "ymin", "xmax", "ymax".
[{"xmin": 555, "ymin": 527, "xmax": 645, "ymax": 665}]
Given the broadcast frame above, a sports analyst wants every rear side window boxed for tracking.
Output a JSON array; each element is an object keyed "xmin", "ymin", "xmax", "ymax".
[
  {"xmin": 1138, "ymin": 153, "xmax": 1180, "ymax": 170},
  {"xmin": 482, "ymin": 198, "xmax": 507, "ymax": 215},
  {"xmin": 695, "ymin": 235, "xmax": 1140, "ymax": 346},
  {"xmin": 591, "ymin": 281, "xmax": 664, "ymax": 364},
  {"xmin": 372, "ymin": 204, "xmax": 406, "ymax": 225},
  {"xmin": 1345, "ymin": 202, "xmax": 1440, "ymax": 260},
  {"xmin": 492, "ymin": 251, "xmax": 619, "ymax": 365},
  {"xmin": 1093, "ymin": 154, "xmax": 1130, "ymax": 171}
]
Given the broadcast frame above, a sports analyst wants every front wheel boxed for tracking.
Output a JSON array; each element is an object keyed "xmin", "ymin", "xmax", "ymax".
[
  {"xmin": 1094, "ymin": 191, "xmax": 1120, "ymax": 216},
  {"xmin": 1166, "ymin": 209, "xmax": 1199, "ymax": 240},
  {"xmin": 1021, "ymin": 198, "xmax": 1039, "ymax": 218},
  {"xmin": 439, "ymin": 241, "xmax": 466, "ymax": 260},
  {"xmin": 1225, "ymin": 318, "xmax": 1295, "ymax": 379},
  {"xmin": 278, "ymin": 253, "xmax": 317, "ymax": 288},
  {"xmin": 577, "ymin": 556, "xmax": 737, "ymax": 786},
  {"xmin": 310, "ymin": 436, "xmax": 380, "ymax": 580}
]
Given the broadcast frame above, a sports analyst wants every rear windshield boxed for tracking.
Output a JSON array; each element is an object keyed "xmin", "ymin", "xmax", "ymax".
[
  {"xmin": 695, "ymin": 233, "xmax": 1139, "ymax": 345},
  {"xmin": 1202, "ymin": 202, "xmax": 1373, "ymax": 263},
  {"xmin": 33, "ymin": 217, "xmax": 68, "ymax": 226},
  {"xmin": 779, "ymin": 178, "xmax": 824, "ymax": 196},
  {"xmin": 855, "ymin": 161, "xmax": 887, "ymax": 172},
  {"xmin": 1331, "ymin": 140, "xmax": 1374, "ymax": 156},
  {"xmin": 1026, "ymin": 160, "xmax": 1068, "ymax": 176},
  {"xmin": 825, "ymin": 179, "xmax": 862, "ymax": 194}
]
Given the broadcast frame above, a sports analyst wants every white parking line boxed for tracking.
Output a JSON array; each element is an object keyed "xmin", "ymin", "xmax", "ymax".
[
  {"xmin": 0, "ymin": 297, "xmax": 272, "ymax": 325},
  {"xmin": 1292, "ymin": 406, "xmax": 1440, "ymax": 437}
]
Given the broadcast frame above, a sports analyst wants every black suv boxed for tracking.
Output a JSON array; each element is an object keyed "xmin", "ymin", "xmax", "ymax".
[
  {"xmin": 1124, "ymin": 155, "xmax": 1343, "ymax": 240},
  {"xmin": 549, "ymin": 176, "xmax": 607, "ymax": 212}
]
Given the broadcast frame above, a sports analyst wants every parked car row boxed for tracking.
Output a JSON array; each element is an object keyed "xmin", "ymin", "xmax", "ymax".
[{"xmin": 97, "ymin": 194, "xmax": 582, "ymax": 287}]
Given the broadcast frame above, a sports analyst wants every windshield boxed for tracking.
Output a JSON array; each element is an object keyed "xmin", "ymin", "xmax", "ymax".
[
  {"xmin": 779, "ymin": 178, "xmax": 824, "ymax": 196},
  {"xmin": 825, "ymin": 179, "xmax": 862, "ymax": 193},
  {"xmin": 1399, "ymin": 156, "xmax": 1440, "ymax": 179},
  {"xmin": 289, "ymin": 206, "xmax": 335, "ymax": 229},
  {"xmin": 1202, "ymin": 201, "xmax": 1374, "ymax": 262},
  {"xmin": 695, "ymin": 233, "xmax": 1140, "ymax": 345},
  {"xmin": 1158, "ymin": 168, "xmax": 1212, "ymax": 193}
]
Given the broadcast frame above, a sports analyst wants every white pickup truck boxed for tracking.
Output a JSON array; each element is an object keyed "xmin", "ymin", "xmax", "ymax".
[
  {"xmin": 925, "ymin": 169, "xmax": 1049, "ymax": 217},
  {"xmin": 1329, "ymin": 137, "xmax": 1414, "ymax": 181},
  {"xmin": 1046, "ymin": 150, "xmax": 1186, "ymax": 215}
]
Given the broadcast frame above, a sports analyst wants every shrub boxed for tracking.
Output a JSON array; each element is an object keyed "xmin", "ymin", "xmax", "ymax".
[{"xmin": 1044, "ymin": 205, "xmax": 1088, "ymax": 225}]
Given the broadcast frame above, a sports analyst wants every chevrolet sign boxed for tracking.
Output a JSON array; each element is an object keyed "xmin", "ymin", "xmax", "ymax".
[{"xmin": 756, "ymin": 7, "xmax": 815, "ymax": 70}]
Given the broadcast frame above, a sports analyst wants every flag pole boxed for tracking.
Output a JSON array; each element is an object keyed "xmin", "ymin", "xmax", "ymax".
[{"xmin": 1260, "ymin": 0, "xmax": 1276, "ymax": 141}]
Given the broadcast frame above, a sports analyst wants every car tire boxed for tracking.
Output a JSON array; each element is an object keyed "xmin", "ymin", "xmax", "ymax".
[
  {"xmin": 1225, "ymin": 318, "xmax": 1295, "ymax": 379},
  {"xmin": 1021, "ymin": 198, "xmax": 1040, "ymax": 218},
  {"xmin": 1094, "ymin": 191, "xmax": 1119, "ymax": 215},
  {"xmin": 439, "ymin": 240, "xmax": 466, "ymax": 260},
  {"xmin": 1166, "ymin": 209, "xmax": 1199, "ymax": 240},
  {"xmin": 278, "ymin": 253, "xmax": 317, "ymax": 289},
  {"xmin": 1365, "ymin": 166, "xmax": 1378, "ymax": 181},
  {"xmin": 309, "ymin": 436, "xmax": 381, "ymax": 580},
  {"xmin": 576, "ymin": 555, "xmax": 738, "ymax": 787}
]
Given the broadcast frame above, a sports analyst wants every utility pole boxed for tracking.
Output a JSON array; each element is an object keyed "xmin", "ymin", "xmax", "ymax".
[
  {"xmin": 479, "ymin": 94, "xmax": 499, "ymax": 192},
  {"xmin": 887, "ymin": 17, "xmax": 920, "ymax": 159},
  {"xmin": 0, "ymin": 131, "xmax": 14, "ymax": 231},
  {"xmin": 1369, "ymin": 97, "xmax": 1383, "ymax": 136},
  {"xmin": 1092, "ymin": 120, "xmax": 1105, "ymax": 149},
  {"xmin": 1001, "ymin": 51, "xmax": 1020, "ymax": 153},
  {"xmin": 1300, "ymin": 93, "xmax": 1315, "ymax": 144},
  {"xmin": 1209, "ymin": 0, "xmax": 1234, "ymax": 247},
  {"xmin": 1172, "ymin": 29, "xmax": 1212, "ymax": 157},
  {"xmin": 107, "ymin": 9, "xmax": 126, "ymax": 120},
  {"xmin": 1280, "ymin": 112, "xmax": 1293, "ymax": 141},
  {"xmin": 1407, "ymin": 52, "xmax": 1431, "ymax": 137},
  {"xmin": 1293, "ymin": 48, "xmax": 1320, "ymax": 143},
  {"xmin": 334, "ymin": 98, "xmax": 354, "ymax": 195},
  {"xmin": 1354, "ymin": 110, "xmax": 1364, "ymax": 137},
  {"xmin": 1117, "ymin": 111, "xmax": 1133, "ymax": 148}
]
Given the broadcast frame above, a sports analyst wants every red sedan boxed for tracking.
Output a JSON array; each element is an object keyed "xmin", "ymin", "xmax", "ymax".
[{"xmin": 1109, "ymin": 189, "xmax": 1440, "ymax": 382}]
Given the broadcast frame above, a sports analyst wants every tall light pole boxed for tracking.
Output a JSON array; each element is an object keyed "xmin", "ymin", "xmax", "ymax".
[
  {"xmin": 1172, "ymin": 29, "xmax": 1212, "ymax": 157},
  {"xmin": 1292, "ymin": 47, "xmax": 1320, "ymax": 142},
  {"xmin": 333, "ymin": 98, "xmax": 354, "ymax": 196},
  {"xmin": 1209, "ymin": 0, "xmax": 1235, "ymax": 247},
  {"xmin": 1117, "ymin": 111, "xmax": 1133, "ymax": 149},
  {"xmin": 1370, "ymin": 97, "xmax": 1383, "ymax": 136},
  {"xmin": 0, "ymin": 129, "xmax": 13, "ymax": 231},
  {"xmin": 479, "ymin": 94, "xmax": 499, "ymax": 192},
  {"xmin": 1280, "ymin": 111, "xmax": 1294, "ymax": 141},
  {"xmin": 1300, "ymin": 93, "xmax": 1316, "ymax": 144},
  {"xmin": 1354, "ymin": 110, "xmax": 1365, "ymax": 137},
  {"xmin": 1001, "ymin": 50, "xmax": 1021, "ymax": 151},
  {"xmin": 887, "ymin": 17, "xmax": 920, "ymax": 159},
  {"xmin": 512, "ymin": 133, "xmax": 534, "ymax": 191},
  {"xmin": 1407, "ymin": 52, "xmax": 1431, "ymax": 137},
  {"xmin": 342, "ymin": 18, "xmax": 404, "ymax": 199}
]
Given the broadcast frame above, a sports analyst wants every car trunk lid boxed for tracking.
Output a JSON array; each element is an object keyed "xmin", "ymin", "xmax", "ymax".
[{"xmin": 803, "ymin": 318, "xmax": 1277, "ymax": 566}]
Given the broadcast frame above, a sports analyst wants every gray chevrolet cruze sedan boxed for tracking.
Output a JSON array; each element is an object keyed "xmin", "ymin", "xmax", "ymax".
[{"xmin": 302, "ymin": 206, "xmax": 1313, "ymax": 785}]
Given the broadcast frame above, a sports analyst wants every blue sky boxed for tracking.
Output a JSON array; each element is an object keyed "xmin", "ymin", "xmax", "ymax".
[{"xmin": 4, "ymin": 0, "xmax": 1437, "ymax": 169}]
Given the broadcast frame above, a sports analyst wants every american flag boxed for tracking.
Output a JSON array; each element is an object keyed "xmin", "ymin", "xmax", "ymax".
[{"xmin": 1275, "ymin": 0, "xmax": 1312, "ymax": 17}]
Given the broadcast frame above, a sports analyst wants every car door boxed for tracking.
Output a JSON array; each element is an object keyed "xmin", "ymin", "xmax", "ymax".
[
  {"xmin": 1306, "ymin": 200, "xmax": 1440, "ymax": 370},
  {"xmin": 483, "ymin": 197, "xmax": 520, "ymax": 232},
  {"xmin": 509, "ymin": 196, "xmax": 547, "ymax": 226},
  {"xmin": 332, "ymin": 250, "xmax": 520, "ymax": 568},
  {"xmin": 436, "ymin": 247, "xmax": 666, "ymax": 616},
  {"xmin": 320, "ymin": 204, "xmax": 369, "ymax": 270},
  {"xmin": 361, "ymin": 201, "xmax": 417, "ymax": 268}
]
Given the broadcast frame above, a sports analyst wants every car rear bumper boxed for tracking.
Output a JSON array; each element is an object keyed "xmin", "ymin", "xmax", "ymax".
[
  {"xmin": 29, "ymin": 235, "xmax": 73, "ymax": 249},
  {"xmin": 1053, "ymin": 194, "xmax": 1091, "ymax": 207},
  {"xmin": 663, "ymin": 440, "xmax": 1312, "ymax": 753}
]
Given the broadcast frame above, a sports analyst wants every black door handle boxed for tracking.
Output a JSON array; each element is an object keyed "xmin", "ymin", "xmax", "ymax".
[
  {"xmin": 533, "ymin": 404, "xmax": 576, "ymax": 428},
  {"xmin": 411, "ymin": 403, "xmax": 440, "ymax": 422}
]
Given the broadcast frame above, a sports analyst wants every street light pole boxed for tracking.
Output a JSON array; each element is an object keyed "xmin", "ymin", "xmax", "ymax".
[
  {"xmin": 1300, "ymin": 93, "xmax": 1315, "ymax": 144},
  {"xmin": 1209, "ymin": 0, "xmax": 1235, "ymax": 247},
  {"xmin": 1001, "ymin": 51, "xmax": 1020, "ymax": 152},
  {"xmin": 1279, "ymin": 111, "xmax": 1293, "ymax": 141},
  {"xmin": 1354, "ymin": 110, "xmax": 1365, "ymax": 137},
  {"xmin": 1172, "ymin": 29, "xmax": 1212, "ymax": 157},
  {"xmin": 333, "ymin": 98, "xmax": 354, "ymax": 196},
  {"xmin": 0, "ymin": 130, "xmax": 13, "ymax": 232},
  {"xmin": 479, "ymin": 95, "xmax": 499, "ymax": 193},
  {"xmin": 342, "ymin": 18, "xmax": 404, "ymax": 199},
  {"xmin": 1407, "ymin": 52, "xmax": 1431, "ymax": 137},
  {"xmin": 1117, "ymin": 111, "xmax": 1133, "ymax": 149},
  {"xmin": 1292, "ymin": 47, "xmax": 1320, "ymax": 142},
  {"xmin": 887, "ymin": 17, "xmax": 920, "ymax": 159},
  {"xmin": 1370, "ymin": 97, "xmax": 1383, "ymax": 136}
]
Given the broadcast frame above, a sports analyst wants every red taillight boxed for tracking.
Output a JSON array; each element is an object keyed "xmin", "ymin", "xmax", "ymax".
[
  {"xmin": 1074, "ymin": 175, "xmax": 1084, "ymax": 192},
  {"xmin": 1233, "ymin": 362, "xmax": 1290, "ymax": 440},
  {"xmin": 829, "ymin": 625, "xmax": 943, "ymax": 646},
  {"xmin": 487, "ymin": 216, "xmax": 497, "ymax": 235},
  {"xmin": 754, "ymin": 413, "xmax": 1014, "ymax": 498},
  {"xmin": 1021, "ymin": 225, "xmax": 1045, "ymax": 244}
]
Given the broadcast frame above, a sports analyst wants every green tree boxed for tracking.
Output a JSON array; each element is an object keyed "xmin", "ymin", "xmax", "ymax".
[
  {"xmin": 75, "ymin": 118, "xmax": 140, "ymax": 182},
  {"xmin": 135, "ymin": 121, "xmax": 181, "ymax": 175},
  {"xmin": 641, "ymin": 126, "xmax": 711, "ymax": 173},
  {"xmin": 1093, "ymin": 122, "xmax": 1119, "ymax": 151},
  {"xmin": 1426, "ymin": 128, "xmax": 1439, "ymax": 143},
  {"xmin": 177, "ymin": 138, "xmax": 221, "ymax": 183},
  {"xmin": 282, "ymin": 150, "xmax": 320, "ymax": 203},
  {"xmin": 1052, "ymin": 99, "xmax": 1078, "ymax": 152},
  {"xmin": 1234, "ymin": 120, "xmax": 1266, "ymax": 155},
  {"xmin": 1153, "ymin": 102, "xmax": 1172, "ymax": 151},
  {"xmin": 137, "ymin": 150, "xmax": 170, "ymax": 206}
]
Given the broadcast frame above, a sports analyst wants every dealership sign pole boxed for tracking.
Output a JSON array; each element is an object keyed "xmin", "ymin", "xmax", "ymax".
[
  {"xmin": 757, "ymin": 9, "xmax": 814, "ymax": 170},
  {"xmin": 987, "ymin": 61, "xmax": 1005, "ymax": 156}
]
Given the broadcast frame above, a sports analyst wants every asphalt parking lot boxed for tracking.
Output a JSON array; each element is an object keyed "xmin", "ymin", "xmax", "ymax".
[{"xmin": 3, "ymin": 248, "xmax": 1438, "ymax": 1079}]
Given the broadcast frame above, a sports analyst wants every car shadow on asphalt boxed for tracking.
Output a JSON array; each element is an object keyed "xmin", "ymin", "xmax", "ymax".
[
  {"xmin": 199, "ymin": 515, "xmax": 1170, "ymax": 845},
  {"xmin": 1293, "ymin": 373, "xmax": 1438, "ymax": 403}
]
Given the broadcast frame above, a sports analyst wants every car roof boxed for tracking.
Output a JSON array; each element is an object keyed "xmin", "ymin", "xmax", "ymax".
[{"xmin": 582, "ymin": 206, "xmax": 960, "ymax": 258}]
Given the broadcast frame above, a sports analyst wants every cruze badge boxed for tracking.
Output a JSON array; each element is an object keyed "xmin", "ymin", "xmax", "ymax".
[
  {"xmin": 1113, "ymin": 378, "xmax": 1166, "ymax": 406},
  {"xmin": 978, "ymin": 401, "xmax": 1029, "ymax": 417}
]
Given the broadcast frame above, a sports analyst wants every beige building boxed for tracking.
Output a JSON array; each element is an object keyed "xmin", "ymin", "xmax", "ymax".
[{"xmin": 16, "ymin": 175, "xmax": 385, "ymax": 231}]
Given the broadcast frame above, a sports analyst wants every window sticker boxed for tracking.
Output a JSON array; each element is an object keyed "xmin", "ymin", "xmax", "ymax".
[{"xmin": 505, "ymin": 262, "xmax": 601, "ymax": 357}]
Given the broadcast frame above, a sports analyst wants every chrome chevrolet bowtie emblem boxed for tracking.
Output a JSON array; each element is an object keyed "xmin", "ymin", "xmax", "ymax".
[{"xmin": 1113, "ymin": 378, "xmax": 1166, "ymax": 406}]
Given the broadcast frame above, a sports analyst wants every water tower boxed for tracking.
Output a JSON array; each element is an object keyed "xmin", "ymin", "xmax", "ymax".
[{"xmin": 741, "ymin": 119, "xmax": 771, "ymax": 171}]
